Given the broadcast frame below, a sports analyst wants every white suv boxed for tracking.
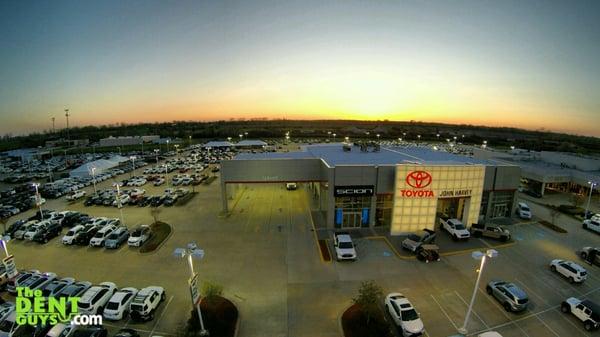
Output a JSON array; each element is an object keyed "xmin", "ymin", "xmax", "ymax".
[
  {"xmin": 583, "ymin": 214, "xmax": 600, "ymax": 234},
  {"xmin": 385, "ymin": 293, "xmax": 425, "ymax": 337},
  {"xmin": 516, "ymin": 202, "xmax": 532, "ymax": 219},
  {"xmin": 561, "ymin": 297, "xmax": 600, "ymax": 331},
  {"xmin": 129, "ymin": 286, "xmax": 166, "ymax": 321},
  {"xmin": 551, "ymin": 259, "xmax": 587, "ymax": 283},
  {"xmin": 333, "ymin": 232, "xmax": 357, "ymax": 261},
  {"xmin": 62, "ymin": 225, "xmax": 84, "ymax": 245},
  {"xmin": 103, "ymin": 287, "xmax": 138, "ymax": 320},
  {"xmin": 89, "ymin": 224, "xmax": 116, "ymax": 247},
  {"xmin": 78, "ymin": 282, "xmax": 117, "ymax": 315}
]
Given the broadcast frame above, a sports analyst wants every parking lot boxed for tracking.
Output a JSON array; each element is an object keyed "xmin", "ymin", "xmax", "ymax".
[{"xmin": 4, "ymin": 165, "xmax": 600, "ymax": 337}]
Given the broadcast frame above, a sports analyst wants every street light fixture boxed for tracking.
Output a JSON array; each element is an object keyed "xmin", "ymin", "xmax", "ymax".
[
  {"xmin": 90, "ymin": 166, "xmax": 97, "ymax": 194},
  {"xmin": 585, "ymin": 181, "xmax": 597, "ymax": 219},
  {"xmin": 130, "ymin": 156, "xmax": 137, "ymax": 177},
  {"xmin": 32, "ymin": 183, "xmax": 44, "ymax": 219},
  {"xmin": 332, "ymin": 133, "xmax": 336, "ymax": 142},
  {"xmin": 344, "ymin": 136, "xmax": 349, "ymax": 143},
  {"xmin": 113, "ymin": 183, "xmax": 125, "ymax": 225},
  {"xmin": 174, "ymin": 243, "xmax": 209, "ymax": 336},
  {"xmin": 458, "ymin": 249, "xmax": 498, "ymax": 335}
]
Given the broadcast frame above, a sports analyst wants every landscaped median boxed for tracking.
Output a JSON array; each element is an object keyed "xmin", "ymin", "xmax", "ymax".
[
  {"xmin": 140, "ymin": 221, "xmax": 173, "ymax": 253},
  {"xmin": 340, "ymin": 281, "xmax": 393, "ymax": 337}
]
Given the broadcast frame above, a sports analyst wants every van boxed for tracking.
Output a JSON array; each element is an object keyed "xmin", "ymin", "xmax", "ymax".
[
  {"xmin": 89, "ymin": 225, "xmax": 116, "ymax": 247},
  {"xmin": 516, "ymin": 202, "xmax": 532, "ymax": 219}
]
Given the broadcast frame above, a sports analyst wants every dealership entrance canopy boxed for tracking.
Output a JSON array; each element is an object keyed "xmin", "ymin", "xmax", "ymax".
[{"xmin": 221, "ymin": 144, "xmax": 520, "ymax": 235}]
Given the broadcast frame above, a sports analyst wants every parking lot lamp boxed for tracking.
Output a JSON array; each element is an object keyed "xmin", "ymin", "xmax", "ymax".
[
  {"xmin": 154, "ymin": 148, "xmax": 160, "ymax": 166},
  {"xmin": 332, "ymin": 133, "xmax": 336, "ymax": 142},
  {"xmin": 114, "ymin": 183, "xmax": 125, "ymax": 225},
  {"xmin": 227, "ymin": 137, "xmax": 232, "ymax": 142},
  {"xmin": 174, "ymin": 243, "xmax": 209, "ymax": 336},
  {"xmin": 586, "ymin": 181, "xmax": 597, "ymax": 218},
  {"xmin": 458, "ymin": 249, "xmax": 498, "ymax": 335},
  {"xmin": 130, "ymin": 156, "xmax": 136, "ymax": 177},
  {"xmin": 166, "ymin": 139, "xmax": 170, "ymax": 153},
  {"xmin": 32, "ymin": 183, "xmax": 44, "ymax": 219},
  {"xmin": 417, "ymin": 134, "xmax": 421, "ymax": 141},
  {"xmin": 90, "ymin": 166, "xmax": 97, "ymax": 194},
  {"xmin": 174, "ymin": 144, "xmax": 180, "ymax": 158},
  {"xmin": 165, "ymin": 164, "xmax": 170, "ymax": 187}
]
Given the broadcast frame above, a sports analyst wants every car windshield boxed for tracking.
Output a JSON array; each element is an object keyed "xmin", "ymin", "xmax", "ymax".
[
  {"xmin": 0, "ymin": 319, "xmax": 14, "ymax": 332},
  {"xmin": 93, "ymin": 232, "xmax": 104, "ymax": 238},
  {"xmin": 455, "ymin": 224, "xmax": 466, "ymax": 230},
  {"xmin": 521, "ymin": 206, "xmax": 530, "ymax": 211},
  {"xmin": 402, "ymin": 309, "xmax": 419, "ymax": 321},
  {"xmin": 66, "ymin": 230, "xmax": 76, "ymax": 236},
  {"xmin": 106, "ymin": 301, "xmax": 119, "ymax": 310},
  {"xmin": 407, "ymin": 234, "xmax": 420, "ymax": 241},
  {"xmin": 131, "ymin": 230, "xmax": 141, "ymax": 237},
  {"xmin": 339, "ymin": 242, "xmax": 353, "ymax": 249}
]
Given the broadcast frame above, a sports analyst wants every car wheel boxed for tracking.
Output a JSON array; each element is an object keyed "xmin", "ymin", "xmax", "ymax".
[
  {"xmin": 569, "ymin": 276, "xmax": 575, "ymax": 283},
  {"xmin": 585, "ymin": 321, "xmax": 593, "ymax": 331},
  {"xmin": 583, "ymin": 223, "xmax": 588, "ymax": 229},
  {"xmin": 452, "ymin": 235, "xmax": 458, "ymax": 241},
  {"xmin": 551, "ymin": 265, "xmax": 556, "ymax": 272},
  {"xmin": 503, "ymin": 302, "xmax": 511, "ymax": 312},
  {"xmin": 581, "ymin": 252, "xmax": 588, "ymax": 259},
  {"xmin": 561, "ymin": 303, "xmax": 570, "ymax": 313},
  {"xmin": 149, "ymin": 312, "xmax": 155, "ymax": 321},
  {"xmin": 486, "ymin": 286, "xmax": 492, "ymax": 295},
  {"xmin": 161, "ymin": 292, "xmax": 166, "ymax": 301}
]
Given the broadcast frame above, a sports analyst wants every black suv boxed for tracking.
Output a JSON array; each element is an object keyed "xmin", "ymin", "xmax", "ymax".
[
  {"xmin": 73, "ymin": 225, "xmax": 100, "ymax": 245},
  {"xmin": 32, "ymin": 222, "xmax": 62, "ymax": 243}
]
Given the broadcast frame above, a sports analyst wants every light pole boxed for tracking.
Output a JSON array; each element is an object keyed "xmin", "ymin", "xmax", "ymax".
[
  {"xmin": 165, "ymin": 164, "xmax": 170, "ymax": 187},
  {"xmin": 114, "ymin": 183, "xmax": 125, "ymax": 225},
  {"xmin": 227, "ymin": 137, "xmax": 232, "ymax": 143},
  {"xmin": 344, "ymin": 136, "xmax": 349, "ymax": 143},
  {"xmin": 166, "ymin": 139, "xmax": 170, "ymax": 153},
  {"xmin": 585, "ymin": 181, "xmax": 597, "ymax": 219},
  {"xmin": 417, "ymin": 135, "xmax": 421, "ymax": 142},
  {"xmin": 32, "ymin": 183, "xmax": 44, "ymax": 219},
  {"xmin": 398, "ymin": 137, "xmax": 402, "ymax": 143},
  {"xmin": 154, "ymin": 149, "xmax": 160, "ymax": 166},
  {"xmin": 90, "ymin": 166, "xmax": 97, "ymax": 194},
  {"xmin": 332, "ymin": 133, "xmax": 336, "ymax": 142},
  {"xmin": 458, "ymin": 249, "xmax": 498, "ymax": 335},
  {"xmin": 174, "ymin": 144, "xmax": 180, "ymax": 159},
  {"xmin": 376, "ymin": 134, "xmax": 380, "ymax": 142},
  {"xmin": 174, "ymin": 243, "xmax": 209, "ymax": 336},
  {"xmin": 130, "ymin": 156, "xmax": 136, "ymax": 177}
]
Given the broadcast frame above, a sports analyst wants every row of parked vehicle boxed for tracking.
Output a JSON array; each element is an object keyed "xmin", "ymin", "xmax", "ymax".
[
  {"xmin": 84, "ymin": 187, "xmax": 190, "ymax": 208},
  {"xmin": 0, "ymin": 269, "xmax": 165, "ymax": 337},
  {"xmin": 4, "ymin": 210, "xmax": 153, "ymax": 248}
]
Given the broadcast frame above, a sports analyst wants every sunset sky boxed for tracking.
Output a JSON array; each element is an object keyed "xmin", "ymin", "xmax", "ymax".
[{"xmin": 1, "ymin": 1, "xmax": 599, "ymax": 136}]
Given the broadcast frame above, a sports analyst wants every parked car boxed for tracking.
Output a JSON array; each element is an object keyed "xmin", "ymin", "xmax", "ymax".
[
  {"xmin": 550, "ymin": 259, "xmax": 587, "ymax": 283},
  {"xmin": 486, "ymin": 280, "xmax": 529, "ymax": 312},
  {"xmin": 153, "ymin": 178, "xmax": 165, "ymax": 186},
  {"xmin": 561, "ymin": 297, "xmax": 600, "ymax": 331},
  {"xmin": 73, "ymin": 225, "xmax": 101, "ymax": 246},
  {"xmin": 525, "ymin": 189, "xmax": 542, "ymax": 198},
  {"xmin": 129, "ymin": 286, "xmax": 165, "ymax": 321},
  {"xmin": 66, "ymin": 190, "xmax": 86, "ymax": 201},
  {"xmin": 13, "ymin": 220, "xmax": 38, "ymax": 240},
  {"xmin": 285, "ymin": 182, "xmax": 298, "ymax": 190},
  {"xmin": 89, "ymin": 224, "xmax": 117, "ymax": 247},
  {"xmin": 579, "ymin": 247, "xmax": 600, "ymax": 266},
  {"xmin": 439, "ymin": 217, "xmax": 470, "ymax": 240},
  {"xmin": 128, "ymin": 225, "xmax": 152, "ymax": 247},
  {"xmin": 112, "ymin": 328, "xmax": 140, "ymax": 337},
  {"xmin": 401, "ymin": 229, "xmax": 436, "ymax": 252},
  {"xmin": 45, "ymin": 323, "xmax": 78, "ymax": 337},
  {"xmin": 19, "ymin": 272, "xmax": 57, "ymax": 291},
  {"xmin": 62, "ymin": 225, "xmax": 85, "ymax": 245},
  {"xmin": 333, "ymin": 232, "xmax": 357, "ymax": 261},
  {"xmin": 516, "ymin": 202, "xmax": 532, "ymax": 219},
  {"xmin": 71, "ymin": 326, "xmax": 108, "ymax": 337},
  {"xmin": 32, "ymin": 221, "xmax": 62, "ymax": 243},
  {"xmin": 23, "ymin": 221, "xmax": 48, "ymax": 240},
  {"xmin": 104, "ymin": 226, "xmax": 130, "ymax": 249},
  {"xmin": 78, "ymin": 282, "xmax": 117, "ymax": 315},
  {"xmin": 41, "ymin": 277, "xmax": 75, "ymax": 297},
  {"xmin": 583, "ymin": 214, "xmax": 600, "ymax": 234},
  {"xmin": 470, "ymin": 223, "xmax": 511, "ymax": 241},
  {"xmin": 384, "ymin": 293, "xmax": 425, "ymax": 337},
  {"xmin": 6, "ymin": 270, "xmax": 40, "ymax": 294},
  {"xmin": 103, "ymin": 287, "xmax": 138, "ymax": 320},
  {"xmin": 57, "ymin": 281, "xmax": 92, "ymax": 299}
]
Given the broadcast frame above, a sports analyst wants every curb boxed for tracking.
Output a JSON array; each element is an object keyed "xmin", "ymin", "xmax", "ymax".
[{"xmin": 139, "ymin": 222, "xmax": 174, "ymax": 255}]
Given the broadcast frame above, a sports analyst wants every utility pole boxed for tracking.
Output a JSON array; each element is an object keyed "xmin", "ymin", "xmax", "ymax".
[
  {"xmin": 51, "ymin": 117, "xmax": 55, "ymax": 133},
  {"xmin": 64, "ymin": 108, "xmax": 71, "ymax": 142}
]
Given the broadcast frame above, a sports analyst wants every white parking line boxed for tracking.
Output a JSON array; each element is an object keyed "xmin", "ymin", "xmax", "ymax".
[
  {"xmin": 454, "ymin": 290, "xmax": 489, "ymax": 329},
  {"xmin": 149, "ymin": 295, "xmax": 174, "ymax": 337},
  {"xmin": 514, "ymin": 277, "xmax": 551, "ymax": 306},
  {"xmin": 533, "ymin": 314, "xmax": 562, "ymax": 337},
  {"xmin": 477, "ymin": 288, "xmax": 532, "ymax": 337},
  {"xmin": 430, "ymin": 294, "xmax": 459, "ymax": 330},
  {"xmin": 551, "ymin": 307, "xmax": 590, "ymax": 337}
]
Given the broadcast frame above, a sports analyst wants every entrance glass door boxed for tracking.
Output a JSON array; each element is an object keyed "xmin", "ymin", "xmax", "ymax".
[
  {"xmin": 342, "ymin": 212, "xmax": 362, "ymax": 228},
  {"xmin": 492, "ymin": 204, "xmax": 508, "ymax": 218}
]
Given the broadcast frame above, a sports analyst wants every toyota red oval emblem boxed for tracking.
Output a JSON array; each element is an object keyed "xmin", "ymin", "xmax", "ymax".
[{"xmin": 406, "ymin": 170, "xmax": 432, "ymax": 188}]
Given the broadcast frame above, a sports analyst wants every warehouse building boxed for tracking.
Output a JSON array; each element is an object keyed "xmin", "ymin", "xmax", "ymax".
[{"xmin": 221, "ymin": 143, "xmax": 520, "ymax": 235}]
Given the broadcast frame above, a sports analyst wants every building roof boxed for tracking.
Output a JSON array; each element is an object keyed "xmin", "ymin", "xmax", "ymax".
[
  {"xmin": 203, "ymin": 141, "xmax": 234, "ymax": 148},
  {"xmin": 236, "ymin": 140, "xmax": 267, "ymax": 147},
  {"xmin": 234, "ymin": 144, "xmax": 493, "ymax": 167}
]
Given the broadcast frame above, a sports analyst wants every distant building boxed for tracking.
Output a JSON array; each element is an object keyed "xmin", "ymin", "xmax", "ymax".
[
  {"xmin": 203, "ymin": 141, "xmax": 234, "ymax": 148},
  {"xmin": 45, "ymin": 139, "xmax": 89, "ymax": 148},
  {"xmin": 3, "ymin": 148, "xmax": 51, "ymax": 161},
  {"xmin": 235, "ymin": 140, "xmax": 267, "ymax": 149},
  {"xmin": 70, "ymin": 155, "xmax": 129, "ymax": 178},
  {"xmin": 98, "ymin": 135, "xmax": 159, "ymax": 147}
]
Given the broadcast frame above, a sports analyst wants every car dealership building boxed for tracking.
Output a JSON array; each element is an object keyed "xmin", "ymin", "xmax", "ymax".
[{"xmin": 221, "ymin": 143, "xmax": 521, "ymax": 235}]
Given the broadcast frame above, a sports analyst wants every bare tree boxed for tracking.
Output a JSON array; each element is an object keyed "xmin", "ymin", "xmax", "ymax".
[
  {"xmin": 150, "ymin": 207, "xmax": 162, "ymax": 223},
  {"xmin": 550, "ymin": 208, "xmax": 561, "ymax": 225}
]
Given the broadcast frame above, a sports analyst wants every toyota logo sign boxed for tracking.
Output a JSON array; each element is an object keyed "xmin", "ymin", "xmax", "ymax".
[{"xmin": 406, "ymin": 171, "xmax": 432, "ymax": 189}]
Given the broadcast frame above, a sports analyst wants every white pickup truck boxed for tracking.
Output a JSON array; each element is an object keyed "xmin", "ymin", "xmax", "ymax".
[
  {"xmin": 66, "ymin": 190, "xmax": 86, "ymax": 201},
  {"xmin": 583, "ymin": 214, "xmax": 600, "ymax": 234},
  {"xmin": 333, "ymin": 232, "xmax": 357, "ymax": 261},
  {"xmin": 440, "ymin": 217, "xmax": 470, "ymax": 241}
]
